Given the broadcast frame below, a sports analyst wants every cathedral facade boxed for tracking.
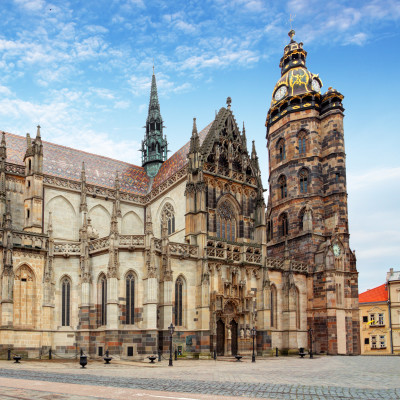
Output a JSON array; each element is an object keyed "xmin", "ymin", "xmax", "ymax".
[{"xmin": 0, "ymin": 31, "xmax": 360, "ymax": 359}]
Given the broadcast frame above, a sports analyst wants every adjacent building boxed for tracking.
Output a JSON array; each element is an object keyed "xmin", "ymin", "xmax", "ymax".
[
  {"xmin": 387, "ymin": 268, "xmax": 400, "ymax": 354},
  {"xmin": 359, "ymin": 284, "xmax": 390, "ymax": 354}
]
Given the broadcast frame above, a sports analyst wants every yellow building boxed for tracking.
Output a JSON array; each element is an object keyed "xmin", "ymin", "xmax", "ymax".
[{"xmin": 359, "ymin": 284, "xmax": 391, "ymax": 354}]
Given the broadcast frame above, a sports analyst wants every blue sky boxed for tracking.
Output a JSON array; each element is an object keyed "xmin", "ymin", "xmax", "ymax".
[{"xmin": 0, "ymin": 0, "xmax": 399, "ymax": 291}]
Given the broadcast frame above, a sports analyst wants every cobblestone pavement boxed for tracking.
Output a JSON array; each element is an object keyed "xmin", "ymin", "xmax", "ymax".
[{"xmin": 0, "ymin": 356, "xmax": 399, "ymax": 400}]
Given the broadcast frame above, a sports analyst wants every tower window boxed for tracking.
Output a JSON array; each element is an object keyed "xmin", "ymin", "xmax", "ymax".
[
  {"xmin": 335, "ymin": 173, "xmax": 340, "ymax": 183},
  {"xmin": 278, "ymin": 175, "xmax": 287, "ymax": 199},
  {"xmin": 27, "ymin": 209, "xmax": 30, "ymax": 219},
  {"xmin": 277, "ymin": 139, "xmax": 286, "ymax": 161},
  {"xmin": 161, "ymin": 203, "xmax": 176, "ymax": 236},
  {"xmin": 298, "ymin": 132, "xmax": 306, "ymax": 154},
  {"xmin": 279, "ymin": 213, "xmax": 289, "ymax": 237},
  {"xmin": 174, "ymin": 277, "xmax": 184, "ymax": 326},
  {"xmin": 299, "ymin": 169, "xmax": 309, "ymax": 193}
]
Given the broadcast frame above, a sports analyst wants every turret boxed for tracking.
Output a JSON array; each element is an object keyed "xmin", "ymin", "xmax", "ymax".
[
  {"xmin": 141, "ymin": 69, "xmax": 168, "ymax": 177},
  {"xmin": 23, "ymin": 126, "xmax": 44, "ymax": 233}
]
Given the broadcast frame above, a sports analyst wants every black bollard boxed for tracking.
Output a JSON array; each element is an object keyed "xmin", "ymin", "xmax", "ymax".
[
  {"xmin": 7, "ymin": 348, "xmax": 11, "ymax": 361},
  {"xmin": 174, "ymin": 349, "xmax": 177, "ymax": 360},
  {"xmin": 79, "ymin": 349, "xmax": 88, "ymax": 368},
  {"xmin": 275, "ymin": 347, "xmax": 278, "ymax": 357},
  {"xmin": 213, "ymin": 350, "xmax": 217, "ymax": 360},
  {"xmin": 158, "ymin": 350, "xmax": 161, "ymax": 362},
  {"xmin": 49, "ymin": 349, "xmax": 52, "ymax": 360}
]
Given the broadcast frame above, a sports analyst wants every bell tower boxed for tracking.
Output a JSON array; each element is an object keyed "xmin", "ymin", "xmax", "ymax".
[
  {"xmin": 265, "ymin": 30, "xmax": 360, "ymax": 355},
  {"xmin": 141, "ymin": 69, "xmax": 168, "ymax": 177}
]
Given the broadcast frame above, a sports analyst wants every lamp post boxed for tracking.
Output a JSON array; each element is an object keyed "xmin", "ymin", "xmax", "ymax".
[
  {"xmin": 308, "ymin": 328, "xmax": 313, "ymax": 359},
  {"xmin": 251, "ymin": 327, "xmax": 256, "ymax": 363},
  {"xmin": 168, "ymin": 323, "xmax": 175, "ymax": 367}
]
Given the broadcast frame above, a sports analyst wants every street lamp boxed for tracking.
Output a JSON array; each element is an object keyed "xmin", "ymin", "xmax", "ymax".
[
  {"xmin": 308, "ymin": 328, "xmax": 313, "ymax": 359},
  {"xmin": 168, "ymin": 323, "xmax": 175, "ymax": 367},
  {"xmin": 251, "ymin": 327, "xmax": 256, "ymax": 363}
]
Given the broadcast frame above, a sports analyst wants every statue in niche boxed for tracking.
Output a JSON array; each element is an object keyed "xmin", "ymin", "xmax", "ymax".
[
  {"xmin": 240, "ymin": 328, "xmax": 245, "ymax": 339},
  {"xmin": 227, "ymin": 326, "xmax": 231, "ymax": 340},
  {"xmin": 303, "ymin": 203, "xmax": 313, "ymax": 232},
  {"xmin": 246, "ymin": 328, "xmax": 251, "ymax": 338}
]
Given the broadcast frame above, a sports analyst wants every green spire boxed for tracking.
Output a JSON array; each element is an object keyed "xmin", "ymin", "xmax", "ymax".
[{"xmin": 141, "ymin": 69, "xmax": 168, "ymax": 177}]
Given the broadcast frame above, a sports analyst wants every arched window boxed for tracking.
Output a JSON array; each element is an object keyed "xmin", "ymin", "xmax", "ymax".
[
  {"xmin": 298, "ymin": 132, "xmax": 306, "ymax": 154},
  {"xmin": 99, "ymin": 275, "xmax": 107, "ymax": 326},
  {"xmin": 299, "ymin": 208, "xmax": 305, "ymax": 232},
  {"xmin": 278, "ymin": 175, "xmax": 287, "ymax": 199},
  {"xmin": 13, "ymin": 264, "xmax": 36, "ymax": 327},
  {"xmin": 277, "ymin": 139, "xmax": 286, "ymax": 161},
  {"xmin": 161, "ymin": 203, "xmax": 175, "ymax": 236},
  {"xmin": 279, "ymin": 213, "xmax": 289, "ymax": 237},
  {"xmin": 61, "ymin": 277, "xmax": 71, "ymax": 326},
  {"xmin": 299, "ymin": 169, "xmax": 309, "ymax": 193},
  {"xmin": 125, "ymin": 273, "xmax": 135, "ymax": 325},
  {"xmin": 216, "ymin": 200, "xmax": 236, "ymax": 241},
  {"xmin": 175, "ymin": 277, "xmax": 184, "ymax": 326},
  {"xmin": 267, "ymin": 220, "xmax": 273, "ymax": 241},
  {"xmin": 296, "ymin": 287, "xmax": 301, "ymax": 329},
  {"xmin": 270, "ymin": 285, "xmax": 277, "ymax": 328}
]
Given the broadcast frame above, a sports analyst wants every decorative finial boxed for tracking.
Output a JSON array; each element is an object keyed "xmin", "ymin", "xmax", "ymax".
[
  {"xmin": 288, "ymin": 29, "xmax": 295, "ymax": 41},
  {"xmin": 192, "ymin": 117, "xmax": 198, "ymax": 135},
  {"xmin": 242, "ymin": 121, "xmax": 246, "ymax": 134},
  {"xmin": 36, "ymin": 125, "xmax": 41, "ymax": 138},
  {"xmin": 226, "ymin": 97, "xmax": 232, "ymax": 110}
]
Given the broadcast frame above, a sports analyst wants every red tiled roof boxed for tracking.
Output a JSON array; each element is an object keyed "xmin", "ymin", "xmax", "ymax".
[
  {"xmin": 359, "ymin": 284, "xmax": 388, "ymax": 303},
  {"xmin": 152, "ymin": 122, "xmax": 212, "ymax": 188},
  {"xmin": 4, "ymin": 132, "xmax": 150, "ymax": 195}
]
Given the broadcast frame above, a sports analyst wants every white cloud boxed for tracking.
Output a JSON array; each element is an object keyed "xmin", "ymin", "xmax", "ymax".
[
  {"xmin": 0, "ymin": 86, "xmax": 12, "ymax": 96},
  {"xmin": 14, "ymin": 0, "xmax": 45, "ymax": 12}
]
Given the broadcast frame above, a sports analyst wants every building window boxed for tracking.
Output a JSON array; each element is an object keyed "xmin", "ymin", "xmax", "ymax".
[
  {"xmin": 378, "ymin": 313, "xmax": 384, "ymax": 325},
  {"xmin": 161, "ymin": 202, "xmax": 176, "ymax": 236},
  {"xmin": 299, "ymin": 169, "xmax": 309, "ymax": 193},
  {"xmin": 277, "ymin": 139, "xmax": 286, "ymax": 161},
  {"xmin": 371, "ymin": 335, "xmax": 377, "ymax": 349},
  {"xmin": 216, "ymin": 200, "xmax": 236, "ymax": 241},
  {"xmin": 61, "ymin": 278, "xmax": 71, "ymax": 327},
  {"xmin": 335, "ymin": 173, "xmax": 340, "ymax": 183},
  {"xmin": 270, "ymin": 285, "xmax": 277, "ymax": 328},
  {"xmin": 298, "ymin": 132, "xmax": 306, "ymax": 154},
  {"xmin": 279, "ymin": 213, "xmax": 289, "ymax": 237},
  {"xmin": 369, "ymin": 313, "xmax": 375, "ymax": 325},
  {"xmin": 175, "ymin": 277, "xmax": 184, "ymax": 327},
  {"xmin": 278, "ymin": 175, "xmax": 287, "ymax": 199},
  {"xmin": 99, "ymin": 275, "xmax": 107, "ymax": 326},
  {"xmin": 379, "ymin": 335, "xmax": 385, "ymax": 348},
  {"xmin": 364, "ymin": 338, "xmax": 369, "ymax": 345},
  {"xmin": 363, "ymin": 316, "xmax": 368, "ymax": 323},
  {"xmin": 125, "ymin": 273, "xmax": 135, "ymax": 325},
  {"xmin": 267, "ymin": 220, "xmax": 273, "ymax": 241}
]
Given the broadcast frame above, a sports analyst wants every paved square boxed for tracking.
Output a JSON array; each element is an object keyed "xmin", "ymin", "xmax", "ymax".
[{"xmin": 0, "ymin": 356, "xmax": 399, "ymax": 399}]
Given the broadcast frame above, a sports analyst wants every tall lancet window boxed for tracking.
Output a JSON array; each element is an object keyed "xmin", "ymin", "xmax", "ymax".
[
  {"xmin": 99, "ymin": 274, "xmax": 107, "ymax": 326},
  {"xmin": 216, "ymin": 200, "xmax": 236, "ymax": 241},
  {"xmin": 61, "ymin": 278, "xmax": 71, "ymax": 326},
  {"xmin": 161, "ymin": 202, "xmax": 176, "ymax": 235},
  {"xmin": 125, "ymin": 273, "xmax": 135, "ymax": 325},
  {"xmin": 175, "ymin": 277, "xmax": 184, "ymax": 326}
]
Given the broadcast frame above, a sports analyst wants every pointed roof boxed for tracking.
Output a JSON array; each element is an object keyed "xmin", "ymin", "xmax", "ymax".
[
  {"xmin": 147, "ymin": 72, "xmax": 161, "ymax": 123},
  {"xmin": 359, "ymin": 284, "xmax": 388, "ymax": 303}
]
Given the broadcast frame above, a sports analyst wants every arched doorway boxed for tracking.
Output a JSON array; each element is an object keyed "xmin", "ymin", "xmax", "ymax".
[
  {"xmin": 216, "ymin": 319, "xmax": 225, "ymax": 356},
  {"xmin": 230, "ymin": 319, "xmax": 238, "ymax": 356}
]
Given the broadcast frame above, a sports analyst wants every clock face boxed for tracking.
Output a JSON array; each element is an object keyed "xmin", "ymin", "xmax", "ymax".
[
  {"xmin": 333, "ymin": 244, "xmax": 341, "ymax": 257},
  {"xmin": 312, "ymin": 79, "xmax": 321, "ymax": 92},
  {"xmin": 274, "ymin": 85, "xmax": 287, "ymax": 101}
]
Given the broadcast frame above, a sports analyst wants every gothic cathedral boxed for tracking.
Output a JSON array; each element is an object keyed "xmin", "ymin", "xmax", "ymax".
[{"xmin": 0, "ymin": 31, "xmax": 360, "ymax": 359}]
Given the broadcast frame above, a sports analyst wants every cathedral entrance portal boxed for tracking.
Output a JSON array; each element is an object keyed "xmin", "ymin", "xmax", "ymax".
[
  {"xmin": 216, "ymin": 319, "xmax": 225, "ymax": 356},
  {"xmin": 230, "ymin": 320, "xmax": 238, "ymax": 356}
]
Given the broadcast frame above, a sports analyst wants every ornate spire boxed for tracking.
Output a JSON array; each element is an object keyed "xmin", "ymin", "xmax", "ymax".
[
  {"xmin": 0, "ymin": 133, "xmax": 7, "ymax": 207},
  {"xmin": 80, "ymin": 162, "xmax": 87, "ymax": 213},
  {"xmin": 141, "ymin": 70, "xmax": 168, "ymax": 177},
  {"xmin": 145, "ymin": 206, "xmax": 153, "ymax": 235},
  {"xmin": 242, "ymin": 122, "xmax": 247, "ymax": 152},
  {"xmin": 0, "ymin": 132, "xmax": 6, "ymax": 160},
  {"xmin": 36, "ymin": 124, "xmax": 41, "ymax": 139},
  {"xmin": 114, "ymin": 171, "xmax": 121, "ymax": 218},
  {"xmin": 110, "ymin": 201, "xmax": 119, "ymax": 236},
  {"xmin": 189, "ymin": 117, "xmax": 200, "ymax": 153}
]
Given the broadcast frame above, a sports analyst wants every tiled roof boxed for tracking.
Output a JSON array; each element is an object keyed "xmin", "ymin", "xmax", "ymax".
[
  {"xmin": 4, "ymin": 132, "xmax": 150, "ymax": 195},
  {"xmin": 152, "ymin": 122, "xmax": 212, "ymax": 188},
  {"xmin": 359, "ymin": 284, "xmax": 388, "ymax": 304}
]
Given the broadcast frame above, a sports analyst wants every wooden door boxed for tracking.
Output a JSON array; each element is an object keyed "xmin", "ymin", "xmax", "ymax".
[
  {"xmin": 230, "ymin": 320, "xmax": 238, "ymax": 356},
  {"xmin": 216, "ymin": 319, "xmax": 225, "ymax": 356}
]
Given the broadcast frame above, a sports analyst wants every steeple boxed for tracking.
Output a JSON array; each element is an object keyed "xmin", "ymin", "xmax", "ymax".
[{"xmin": 141, "ymin": 70, "xmax": 168, "ymax": 177}]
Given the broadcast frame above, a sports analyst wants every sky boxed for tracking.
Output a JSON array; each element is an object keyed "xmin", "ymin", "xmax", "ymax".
[{"xmin": 0, "ymin": 0, "xmax": 399, "ymax": 292}]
